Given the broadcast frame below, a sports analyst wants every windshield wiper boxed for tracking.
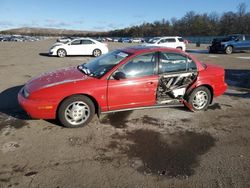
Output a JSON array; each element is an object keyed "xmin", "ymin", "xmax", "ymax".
[{"xmin": 77, "ymin": 65, "xmax": 91, "ymax": 76}]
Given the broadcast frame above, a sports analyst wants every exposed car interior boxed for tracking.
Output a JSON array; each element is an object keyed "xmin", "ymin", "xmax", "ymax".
[{"xmin": 156, "ymin": 53, "xmax": 198, "ymax": 104}]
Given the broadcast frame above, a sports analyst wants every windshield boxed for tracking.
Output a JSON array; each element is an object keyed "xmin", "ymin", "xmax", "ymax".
[
  {"xmin": 148, "ymin": 37, "xmax": 161, "ymax": 44},
  {"xmin": 78, "ymin": 50, "xmax": 130, "ymax": 78}
]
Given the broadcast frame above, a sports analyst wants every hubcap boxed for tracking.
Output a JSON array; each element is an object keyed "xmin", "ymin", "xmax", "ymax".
[
  {"xmin": 226, "ymin": 47, "xmax": 232, "ymax": 54},
  {"xmin": 192, "ymin": 91, "xmax": 208, "ymax": 110},
  {"xmin": 58, "ymin": 50, "xmax": 65, "ymax": 57},
  {"xmin": 65, "ymin": 101, "xmax": 90, "ymax": 125},
  {"xmin": 94, "ymin": 50, "xmax": 101, "ymax": 57}
]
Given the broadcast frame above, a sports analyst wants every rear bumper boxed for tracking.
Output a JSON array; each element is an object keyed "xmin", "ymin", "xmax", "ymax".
[
  {"xmin": 214, "ymin": 83, "xmax": 228, "ymax": 97},
  {"xmin": 18, "ymin": 91, "xmax": 57, "ymax": 119}
]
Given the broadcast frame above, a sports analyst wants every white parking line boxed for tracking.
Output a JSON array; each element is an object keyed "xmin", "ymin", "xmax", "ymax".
[
  {"xmin": 208, "ymin": 55, "xmax": 218, "ymax": 58},
  {"xmin": 236, "ymin": 57, "xmax": 250, "ymax": 59}
]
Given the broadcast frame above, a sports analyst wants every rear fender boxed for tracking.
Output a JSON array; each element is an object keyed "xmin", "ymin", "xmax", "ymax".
[{"xmin": 185, "ymin": 82, "xmax": 214, "ymax": 104}]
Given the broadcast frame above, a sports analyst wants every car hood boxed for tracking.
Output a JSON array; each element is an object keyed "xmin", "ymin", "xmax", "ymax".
[
  {"xmin": 25, "ymin": 67, "xmax": 92, "ymax": 93},
  {"xmin": 52, "ymin": 42, "xmax": 65, "ymax": 46}
]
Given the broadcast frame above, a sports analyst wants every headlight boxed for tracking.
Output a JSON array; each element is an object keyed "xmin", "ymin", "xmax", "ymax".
[
  {"xmin": 50, "ymin": 46, "xmax": 56, "ymax": 50},
  {"xmin": 50, "ymin": 45, "xmax": 60, "ymax": 50},
  {"xmin": 22, "ymin": 87, "xmax": 30, "ymax": 98}
]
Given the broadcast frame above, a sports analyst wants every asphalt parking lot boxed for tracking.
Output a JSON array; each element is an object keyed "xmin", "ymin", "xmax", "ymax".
[{"xmin": 0, "ymin": 39, "xmax": 250, "ymax": 188}]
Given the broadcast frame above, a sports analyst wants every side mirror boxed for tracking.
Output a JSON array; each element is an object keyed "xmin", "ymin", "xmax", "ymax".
[
  {"xmin": 68, "ymin": 43, "xmax": 71, "ymax": 45},
  {"xmin": 235, "ymin": 38, "xmax": 239, "ymax": 42},
  {"xmin": 113, "ymin": 71, "xmax": 126, "ymax": 80}
]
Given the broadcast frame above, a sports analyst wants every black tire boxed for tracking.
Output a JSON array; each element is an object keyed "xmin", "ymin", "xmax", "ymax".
[
  {"xmin": 187, "ymin": 86, "xmax": 211, "ymax": 111},
  {"xmin": 225, "ymin": 46, "xmax": 233, "ymax": 54},
  {"xmin": 58, "ymin": 95, "xmax": 95, "ymax": 128},
  {"xmin": 176, "ymin": 47, "xmax": 182, "ymax": 51},
  {"xmin": 93, "ymin": 49, "xmax": 102, "ymax": 57},
  {"xmin": 57, "ymin": 49, "xmax": 67, "ymax": 58}
]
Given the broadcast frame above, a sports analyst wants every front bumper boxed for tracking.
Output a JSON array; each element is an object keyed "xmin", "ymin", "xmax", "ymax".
[
  {"xmin": 48, "ymin": 49, "xmax": 57, "ymax": 56},
  {"xmin": 18, "ymin": 90, "xmax": 57, "ymax": 119},
  {"xmin": 209, "ymin": 44, "xmax": 225, "ymax": 52}
]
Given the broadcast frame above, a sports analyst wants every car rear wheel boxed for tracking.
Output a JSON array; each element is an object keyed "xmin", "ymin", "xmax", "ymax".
[
  {"xmin": 176, "ymin": 47, "xmax": 182, "ymax": 51},
  {"xmin": 225, "ymin": 46, "xmax": 233, "ymax": 54},
  {"xmin": 58, "ymin": 95, "xmax": 95, "ymax": 128},
  {"xmin": 57, "ymin": 49, "xmax": 67, "ymax": 58},
  {"xmin": 93, "ymin": 49, "xmax": 102, "ymax": 57},
  {"xmin": 187, "ymin": 86, "xmax": 211, "ymax": 111}
]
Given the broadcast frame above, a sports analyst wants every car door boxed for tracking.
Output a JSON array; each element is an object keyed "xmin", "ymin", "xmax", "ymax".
[
  {"xmin": 80, "ymin": 39, "xmax": 96, "ymax": 55},
  {"xmin": 157, "ymin": 52, "xmax": 197, "ymax": 104},
  {"xmin": 107, "ymin": 52, "xmax": 158, "ymax": 111},
  {"xmin": 67, "ymin": 39, "xmax": 82, "ymax": 55},
  {"xmin": 238, "ymin": 35, "xmax": 250, "ymax": 50}
]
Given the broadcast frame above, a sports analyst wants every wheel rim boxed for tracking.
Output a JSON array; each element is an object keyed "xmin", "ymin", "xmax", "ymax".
[
  {"xmin": 64, "ymin": 101, "xmax": 90, "ymax": 125},
  {"xmin": 58, "ymin": 50, "xmax": 65, "ymax": 57},
  {"xmin": 192, "ymin": 91, "xmax": 208, "ymax": 110},
  {"xmin": 226, "ymin": 47, "xmax": 232, "ymax": 54},
  {"xmin": 93, "ymin": 50, "xmax": 101, "ymax": 57}
]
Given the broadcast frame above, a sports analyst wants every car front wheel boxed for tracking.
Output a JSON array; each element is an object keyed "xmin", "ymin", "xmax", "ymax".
[
  {"xmin": 58, "ymin": 95, "xmax": 95, "ymax": 128},
  {"xmin": 57, "ymin": 49, "xmax": 67, "ymax": 58},
  {"xmin": 225, "ymin": 46, "xmax": 233, "ymax": 54},
  {"xmin": 187, "ymin": 86, "xmax": 211, "ymax": 111}
]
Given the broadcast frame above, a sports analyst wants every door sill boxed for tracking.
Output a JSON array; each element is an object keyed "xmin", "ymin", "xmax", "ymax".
[{"xmin": 101, "ymin": 104, "xmax": 184, "ymax": 114}]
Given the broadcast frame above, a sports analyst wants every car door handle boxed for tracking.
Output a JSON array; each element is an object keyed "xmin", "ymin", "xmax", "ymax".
[{"xmin": 147, "ymin": 82, "xmax": 154, "ymax": 85}]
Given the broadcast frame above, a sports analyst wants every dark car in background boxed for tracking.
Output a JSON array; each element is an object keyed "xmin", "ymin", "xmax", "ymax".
[{"xmin": 209, "ymin": 34, "xmax": 250, "ymax": 54}]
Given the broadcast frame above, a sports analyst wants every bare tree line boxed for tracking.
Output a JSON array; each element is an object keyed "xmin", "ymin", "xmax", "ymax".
[{"xmin": 108, "ymin": 3, "xmax": 250, "ymax": 37}]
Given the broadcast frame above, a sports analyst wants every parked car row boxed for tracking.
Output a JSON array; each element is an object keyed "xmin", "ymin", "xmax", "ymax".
[
  {"xmin": 0, "ymin": 35, "xmax": 43, "ymax": 42},
  {"xmin": 50, "ymin": 36, "xmax": 188, "ymax": 58}
]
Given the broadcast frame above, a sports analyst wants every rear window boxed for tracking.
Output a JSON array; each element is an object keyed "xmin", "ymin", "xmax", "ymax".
[{"xmin": 178, "ymin": 37, "xmax": 184, "ymax": 42}]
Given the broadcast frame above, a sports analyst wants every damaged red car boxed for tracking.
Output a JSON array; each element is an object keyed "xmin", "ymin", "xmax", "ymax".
[{"xmin": 18, "ymin": 46, "xmax": 227, "ymax": 128}]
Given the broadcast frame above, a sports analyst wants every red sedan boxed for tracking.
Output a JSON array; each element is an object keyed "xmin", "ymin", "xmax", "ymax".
[{"xmin": 18, "ymin": 46, "xmax": 227, "ymax": 128}]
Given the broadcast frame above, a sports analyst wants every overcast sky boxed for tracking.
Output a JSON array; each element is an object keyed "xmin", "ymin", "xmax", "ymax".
[{"xmin": 0, "ymin": 0, "xmax": 249, "ymax": 31}]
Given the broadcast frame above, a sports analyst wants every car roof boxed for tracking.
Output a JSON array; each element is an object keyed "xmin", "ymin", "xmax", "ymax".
[{"xmin": 121, "ymin": 45, "xmax": 184, "ymax": 54}]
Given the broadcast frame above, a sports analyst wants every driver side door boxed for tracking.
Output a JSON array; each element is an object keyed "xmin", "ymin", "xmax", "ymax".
[{"xmin": 107, "ymin": 52, "xmax": 158, "ymax": 111}]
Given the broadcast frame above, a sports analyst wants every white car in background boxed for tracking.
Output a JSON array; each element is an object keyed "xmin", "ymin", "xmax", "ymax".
[
  {"xmin": 130, "ymin": 38, "xmax": 143, "ymax": 43},
  {"xmin": 144, "ymin": 36, "xmax": 186, "ymax": 51},
  {"xmin": 49, "ymin": 38, "xmax": 109, "ymax": 57}
]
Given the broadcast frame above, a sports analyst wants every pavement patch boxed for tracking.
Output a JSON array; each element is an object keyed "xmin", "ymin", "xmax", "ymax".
[
  {"xmin": 108, "ymin": 129, "xmax": 215, "ymax": 178},
  {"xmin": 236, "ymin": 56, "xmax": 250, "ymax": 60},
  {"xmin": 1, "ymin": 141, "xmax": 20, "ymax": 153}
]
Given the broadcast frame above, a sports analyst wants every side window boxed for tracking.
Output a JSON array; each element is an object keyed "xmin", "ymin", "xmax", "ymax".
[
  {"xmin": 159, "ymin": 53, "xmax": 187, "ymax": 73},
  {"xmin": 187, "ymin": 58, "xmax": 197, "ymax": 71},
  {"xmin": 71, "ymin": 40, "xmax": 81, "ymax": 45},
  {"xmin": 166, "ymin": 38, "xmax": 176, "ymax": 42},
  {"xmin": 158, "ymin": 39, "xmax": 166, "ymax": 44},
  {"xmin": 119, "ymin": 53, "xmax": 156, "ymax": 78},
  {"xmin": 81, "ymin": 40, "xmax": 95, "ymax": 44},
  {"xmin": 178, "ymin": 37, "xmax": 184, "ymax": 42}
]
